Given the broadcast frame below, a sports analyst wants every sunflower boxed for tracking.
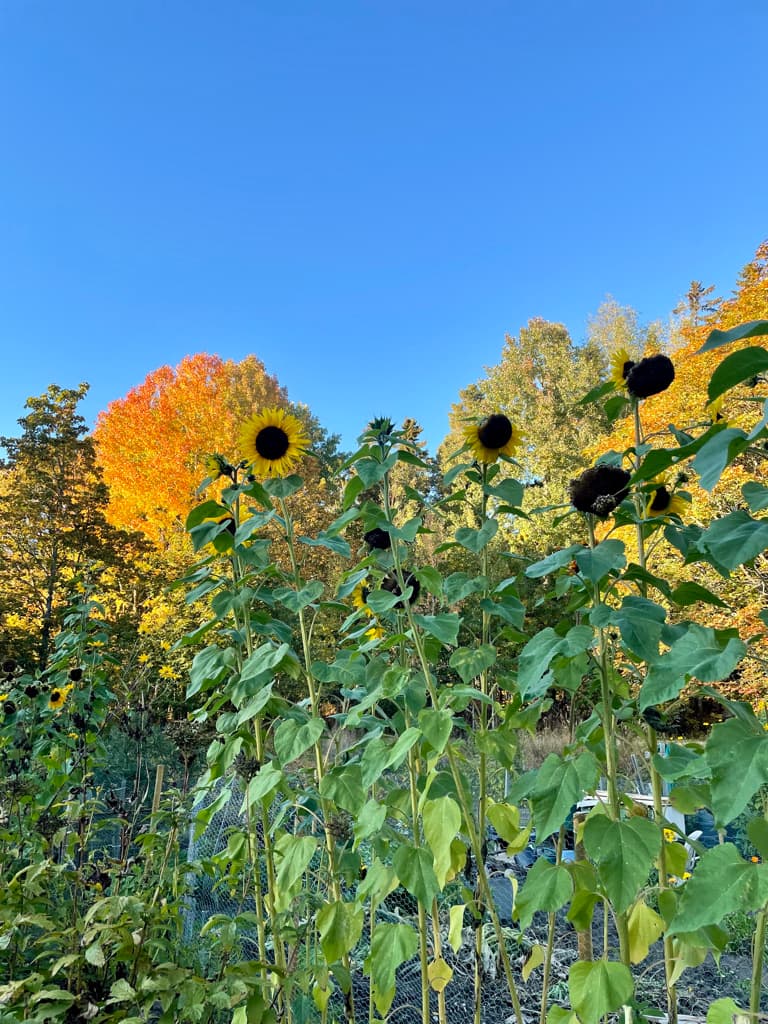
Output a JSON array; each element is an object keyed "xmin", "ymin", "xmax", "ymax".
[
  {"xmin": 381, "ymin": 571, "xmax": 421, "ymax": 607},
  {"xmin": 204, "ymin": 453, "xmax": 234, "ymax": 480},
  {"xmin": 610, "ymin": 348, "xmax": 635, "ymax": 390},
  {"xmin": 569, "ymin": 465, "xmax": 631, "ymax": 518},
  {"xmin": 462, "ymin": 413, "xmax": 522, "ymax": 464},
  {"xmin": 351, "ymin": 584, "xmax": 373, "ymax": 616},
  {"xmin": 706, "ymin": 395, "xmax": 725, "ymax": 423},
  {"xmin": 239, "ymin": 408, "xmax": 310, "ymax": 477},
  {"xmin": 49, "ymin": 685, "xmax": 73, "ymax": 710},
  {"xmin": 626, "ymin": 354, "xmax": 675, "ymax": 400},
  {"xmin": 646, "ymin": 482, "xmax": 689, "ymax": 518},
  {"xmin": 159, "ymin": 665, "xmax": 180, "ymax": 680},
  {"xmin": 364, "ymin": 624, "xmax": 386, "ymax": 641}
]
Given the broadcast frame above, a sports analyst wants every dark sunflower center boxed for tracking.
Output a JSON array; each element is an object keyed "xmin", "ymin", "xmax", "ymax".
[
  {"xmin": 650, "ymin": 486, "xmax": 671, "ymax": 512},
  {"xmin": 477, "ymin": 414, "xmax": 513, "ymax": 449},
  {"xmin": 255, "ymin": 425, "xmax": 290, "ymax": 460},
  {"xmin": 622, "ymin": 360, "xmax": 635, "ymax": 379},
  {"xmin": 51, "ymin": 689, "xmax": 62, "ymax": 702}
]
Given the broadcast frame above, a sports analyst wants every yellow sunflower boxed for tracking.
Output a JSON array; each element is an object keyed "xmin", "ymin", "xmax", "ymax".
[
  {"xmin": 239, "ymin": 408, "xmax": 310, "ymax": 477},
  {"xmin": 364, "ymin": 624, "xmax": 386, "ymax": 641},
  {"xmin": 352, "ymin": 583, "xmax": 373, "ymax": 617},
  {"xmin": 706, "ymin": 395, "xmax": 725, "ymax": 424},
  {"xmin": 462, "ymin": 413, "xmax": 522, "ymax": 464},
  {"xmin": 646, "ymin": 481, "xmax": 689, "ymax": 518},
  {"xmin": 158, "ymin": 665, "xmax": 180, "ymax": 680},
  {"xmin": 49, "ymin": 684, "xmax": 73, "ymax": 710},
  {"xmin": 610, "ymin": 347, "xmax": 635, "ymax": 390}
]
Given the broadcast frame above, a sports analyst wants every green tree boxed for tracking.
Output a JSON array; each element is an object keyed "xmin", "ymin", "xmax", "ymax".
[
  {"xmin": 442, "ymin": 318, "xmax": 610, "ymax": 553},
  {"xmin": 0, "ymin": 384, "xmax": 144, "ymax": 669}
]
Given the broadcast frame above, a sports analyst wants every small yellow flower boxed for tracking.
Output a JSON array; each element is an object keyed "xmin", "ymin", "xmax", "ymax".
[
  {"xmin": 160, "ymin": 640, "xmax": 171, "ymax": 652},
  {"xmin": 158, "ymin": 665, "xmax": 179, "ymax": 681},
  {"xmin": 365, "ymin": 624, "xmax": 386, "ymax": 641},
  {"xmin": 138, "ymin": 653, "xmax": 150, "ymax": 664},
  {"xmin": 663, "ymin": 829, "xmax": 677, "ymax": 843},
  {"xmin": 682, "ymin": 871, "xmax": 691, "ymax": 880},
  {"xmin": 751, "ymin": 856, "xmax": 760, "ymax": 863}
]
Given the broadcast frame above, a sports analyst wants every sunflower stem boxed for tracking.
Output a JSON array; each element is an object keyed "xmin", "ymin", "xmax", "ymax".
[{"xmin": 632, "ymin": 399, "xmax": 678, "ymax": 1024}]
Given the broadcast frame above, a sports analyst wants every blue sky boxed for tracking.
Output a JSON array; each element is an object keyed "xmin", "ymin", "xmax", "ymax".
[{"xmin": 1, "ymin": 1, "xmax": 767, "ymax": 456}]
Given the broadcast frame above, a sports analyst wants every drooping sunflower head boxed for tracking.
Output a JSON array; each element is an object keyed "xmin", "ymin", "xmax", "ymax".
[
  {"xmin": 363, "ymin": 527, "xmax": 391, "ymax": 551},
  {"xmin": 610, "ymin": 348, "xmax": 635, "ymax": 390},
  {"xmin": 626, "ymin": 354, "xmax": 675, "ymax": 400},
  {"xmin": 239, "ymin": 408, "xmax": 310, "ymax": 477},
  {"xmin": 381, "ymin": 571, "xmax": 421, "ymax": 608},
  {"xmin": 204, "ymin": 453, "xmax": 234, "ymax": 480},
  {"xmin": 646, "ymin": 480, "xmax": 689, "ymax": 518},
  {"xmin": 569, "ymin": 465, "xmax": 631, "ymax": 518},
  {"xmin": 462, "ymin": 413, "xmax": 522, "ymax": 464}
]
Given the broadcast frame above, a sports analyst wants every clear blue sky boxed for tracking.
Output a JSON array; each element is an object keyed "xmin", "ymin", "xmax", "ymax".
[{"xmin": 1, "ymin": 1, "xmax": 767, "ymax": 456}]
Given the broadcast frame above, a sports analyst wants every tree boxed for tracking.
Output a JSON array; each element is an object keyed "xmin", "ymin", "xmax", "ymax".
[
  {"xmin": 0, "ymin": 384, "xmax": 144, "ymax": 669},
  {"xmin": 587, "ymin": 242, "xmax": 768, "ymax": 701},
  {"xmin": 441, "ymin": 318, "xmax": 610, "ymax": 552}
]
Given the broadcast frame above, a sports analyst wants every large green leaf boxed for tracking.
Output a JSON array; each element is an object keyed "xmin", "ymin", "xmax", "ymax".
[
  {"xmin": 575, "ymin": 539, "xmax": 626, "ymax": 582},
  {"xmin": 187, "ymin": 645, "xmax": 236, "ymax": 698},
  {"xmin": 364, "ymin": 923, "xmax": 419, "ymax": 1016},
  {"xmin": 319, "ymin": 765, "xmax": 366, "ymax": 814},
  {"xmin": 610, "ymin": 596, "xmax": 666, "ymax": 662},
  {"xmin": 568, "ymin": 961, "xmax": 634, "ymax": 1024},
  {"xmin": 449, "ymin": 644, "xmax": 496, "ymax": 684},
  {"xmin": 742, "ymin": 481, "xmax": 768, "ymax": 512},
  {"xmin": 423, "ymin": 797, "xmax": 462, "ymax": 888},
  {"xmin": 706, "ymin": 717, "xmax": 768, "ymax": 824},
  {"xmin": 669, "ymin": 843, "xmax": 768, "ymax": 933},
  {"xmin": 698, "ymin": 319, "xmax": 768, "ymax": 353},
  {"xmin": 517, "ymin": 625, "xmax": 594, "ymax": 700},
  {"xmin": 529, "ymin": 752, "xmax": 599, "ymax": 841},
  {"xmin": 639, "ymin": 624, "xmax": 746, "ymax": 710},
  {"xmin": 525, "ymin": 545, "xmax": 581, "ymax": 579},
  {"xmin": 412, "ymin": 613, "xmax": 461, "ymax": 645},
  {"xmin": 515, "ymin": 857, "xmax": 573, "ymax": 929},
  {"xmin": 419, "ymin": 708, "xmax": 454, "ymax": 755},
  {"xmin": 455, "ymin": 519, "xmax": 498, "ymax": 552},
  {"xmin": 583, "ymin": 816, "xmax": 660, "ymax": 913},
  {"xmin": 392, "ymin": 845, "xmax": 440, "ymax": 908},
  {"xmin": 692, "ymin": 509, "xmax": 768, "ymax": 573},
  {"xmin": 670, "ymin": 581, "xmax": 727, "ymax": 609},
  {"xmin": 707, "ymin": 345, "xmax": 768, "ymax": 401},
  {"xmin": 692, "ymin": 428, "xmax": 750, "ymax": 491},
  {"xmin": 272, "ymin": 581, "xmax": 324, "ymax": 612},
  {"xmin": 273, "ymin": 716, "xmax": 325, "ymax": 765},
  {"xmin": 443, "ymin": 571, "xmax": 488, "ymax": 604},
  {"xmin": 274, "ymin": 835, "xmax": 318, "ymax": 911},
  {"xmin": 317, "ymin": 901, "xmax": 364, "ymax": 964}
]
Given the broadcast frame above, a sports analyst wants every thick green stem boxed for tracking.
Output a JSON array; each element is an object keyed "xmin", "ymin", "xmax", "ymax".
[{"xmin": 631, "ymin": 401, "xmax": 678, "ymax": 1024}]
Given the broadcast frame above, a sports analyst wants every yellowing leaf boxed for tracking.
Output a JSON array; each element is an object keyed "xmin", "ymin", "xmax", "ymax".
[
  {"xmin": 627, "ymin": 900, "xmax": 664, "ymax": 963},
  {"xmin": 448, "ymin": 904, "xmax": 466, "ymax": 953},
  {"xmin": 522, "ymin": 943, "xmax": 545, "ymax": 981},
  {"xmin": 427, "ymin": 957, "xmax": 453, "ymax": 992}
]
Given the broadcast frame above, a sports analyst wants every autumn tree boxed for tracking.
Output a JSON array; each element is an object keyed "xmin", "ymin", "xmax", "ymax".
[
  {"xmin": 94, "ymin": 353, "xmax": 347, "ymax": 650},
  {"xmin": 0, "ymin": 385, "xmax": 146, "ymax": 669},
  {"xmin": 588, "ymin": 241, "xmax": 768, "ymax": 700}
]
